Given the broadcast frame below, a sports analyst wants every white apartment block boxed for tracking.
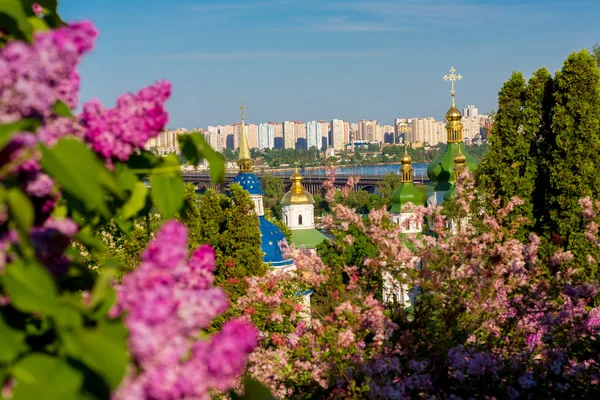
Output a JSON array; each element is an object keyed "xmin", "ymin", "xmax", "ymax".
[
  {"xmin": 306, "ymin": 121, "xmax": 321, "ymax": 150},
  {"xmin": 463, "ymin": 105, "xmax": 478, "ymax": 118},
  {"xmin": 317, "ymin": 121, "xmax": 330, "ymax": 150},
  {"xmin": 331, "ymin": 119, "xmax": 345, "ymax": 151},
  {"xmin": 283, "ymin": 121, "xmax": 295, "ymax": 149},
  {"xmin": 258, "ymin": 123, "xmax": 275, "ymax": 149}
]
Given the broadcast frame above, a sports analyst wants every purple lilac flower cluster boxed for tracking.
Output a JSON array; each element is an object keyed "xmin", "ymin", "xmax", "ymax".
[
  {"xmin": 1, "ymin": 21, "xmax": 171, "ymax": 272},
  {"xmin": 112, "ymin": 221, "xmax": 258, "ymax": 399},
  {"xmin": 0, "ymin": 21, "xmax": 97, "ymax": 122},
  {"xmin": 80, "ymin": 80, "xmax": 171, "ymax": 162}
]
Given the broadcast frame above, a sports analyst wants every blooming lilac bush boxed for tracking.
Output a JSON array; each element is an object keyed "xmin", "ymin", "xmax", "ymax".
[
  {"xmin": 236, "ymin": 171, "xmax": 600, "ymax": 399},
  {"xmin": 113, "ymin": 221, "xmax": 257, "ymax": 399},
  {"xmin": 0, "ymin": 3, "xmax": 237, "ymax": 399}
]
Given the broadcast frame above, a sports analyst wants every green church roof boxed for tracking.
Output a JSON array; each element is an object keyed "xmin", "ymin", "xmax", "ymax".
[
  {"xmin": 291, "ymin": 228, "xmax": 328, "ymax": 249},
  {"xmin": 390, "ymin": 182, "xmax": 423, "ymax": 213},
  {"xmin": 427, "ymin": 142, "xmax": 478, "ymax": 192},
  {"xmin": 443, "ymin": 183, "xmax": 458, "ymax": 201}
]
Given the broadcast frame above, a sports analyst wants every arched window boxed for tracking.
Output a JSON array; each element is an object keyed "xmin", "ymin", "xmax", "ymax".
[
  {"xmin": 298, "ymin": 214, "xmax": 303, "ymax": 225},
  {"xmin": 284, "ymin": 215, "xmax": 287, "ymax": 224}
]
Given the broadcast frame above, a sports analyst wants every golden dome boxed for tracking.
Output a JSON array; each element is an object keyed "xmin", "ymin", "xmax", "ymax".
[
  {"xmin": 453, "ymin": 147, "xmax": 467, "ymax": 174},
  {"xmin": 400, "ymin": 144, "xmax": 413, "ymax": 183},
  {"xmin": 281, "ymin": 168, "xmax": 315, "ymax": 205},
  {"xmin": 445, "ymin": 104, "xmax": 462, "ymax": 122},
  {"xmin": 400, "ymin": 145, "xmax": 412, "ymax": 165}
]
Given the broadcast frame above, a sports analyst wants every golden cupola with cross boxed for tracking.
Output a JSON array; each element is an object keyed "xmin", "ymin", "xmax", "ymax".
[
  {"xmin": 281, "ymin": 167, "xmax": 315, "ymax": 205},
  {"xmin": 426, "ymin": 66, "xmax": 479, "ymax": 206}
]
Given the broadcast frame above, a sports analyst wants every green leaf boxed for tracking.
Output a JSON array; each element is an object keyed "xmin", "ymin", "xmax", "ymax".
[
  {"xmin": 40, "ymin": 139, "xmax": 116, "ymax": 218},
  {"xmin": 11, "ymin": 354, "xmax": 83, "ymax": 400},
  {"xmin": 3, "ymin": 260, "xmax": 59, "ymax": 316},
  {"xmin": 88, "ymin": 268, "xmax": 118, "ymax": 318},
  {"xmin": 0, "ymin": 308, "xmax": 27, "ymax": 363},
  {"xmin": 120, "ymin": 182, "xmax": 148, "ymax": 220},
  {"xmin": 178, "ymin": 132, "xmax": 226, "ymax": 182},
  {"xmin": 5, "ymin": 188, "xmax": 34, "ymax": 233},
  {"xmin": 126, "ymin": 150, "xmax": 160, "ymax": 171},
  {"xmin": 117, "ymin": 168, "xmax": 139, "ymax": 191},
  {"xmin": 69, "ymin": 321, "xmax": 129, "ymax": 390},
  {"xmin": 0, "ymin": 119, "xmax": 40, "ymax": 150},
  {"xmin": 52, "ymin": 100, "xmax": 72, "ymax": 117},
  {"xmin": 150, "ymin": 155, "xmax": 185, "ymax": 219},
  {"xmin": 0, "ymin": 0, "xmax": 33, "ymax": 41},
  {"xmin": 20, "ymin": 0, "xmax": 65, "ymax": 29}
]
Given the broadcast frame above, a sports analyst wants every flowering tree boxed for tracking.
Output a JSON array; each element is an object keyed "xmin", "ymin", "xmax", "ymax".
[
  {"xmin": 0, "ymin": 2, "xmax": 257, "ymax": 399},
  {"xmin": 236, "ymin": 171, "xmax": 600, "ymax": 399}
]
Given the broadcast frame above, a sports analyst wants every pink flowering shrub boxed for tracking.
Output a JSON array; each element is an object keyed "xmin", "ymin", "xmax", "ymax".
[
  {"xmin": 112, "ymin": 220, "xmax": 257, "ymax": 399},
  {"xmin": 238, "ymin": 172, "xmax": 600, "ymax": 399},
  {"xmin": 0, "ymin": 6, "xmax": 239, "ymax": 399}
]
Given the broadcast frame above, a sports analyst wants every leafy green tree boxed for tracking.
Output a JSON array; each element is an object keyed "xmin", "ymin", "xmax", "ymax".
[
  {"xmin": 591, "ymin": 42, "xmax": 600, "ymax": 67},
  {"xmin": 314, "ymin": 225, "xmax": 379, "ymax": 316},
  {"xmin": 376, "ymin": 172, "xmax": 401, "ymax": 207},
  {"xmin": 547, "ymin": 50, "xmax": 600, "ymax": 280},
  {"xmin": 343, "ymin": 190, "xmax": 385, "ymax": 215},
  {"xmin": 313, "ymin": 194, "xmax": 330, "ymax": 216},
  {"xmin": 260, "ymin": 174, "xmax": 285, "ymax": 219},
  {"xmin": 221, "ymin": 148, "xmax": 237, "ymax": 161},
  {"xmin": 476, "ymin": 72, "xmax": 535, "ymax": 239}
]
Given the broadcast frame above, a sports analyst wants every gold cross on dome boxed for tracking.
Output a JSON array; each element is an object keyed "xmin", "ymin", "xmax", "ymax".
[
  {"xmin": 443, "ymin": 66, "xmax": 462, "ymax": 96},
  {"xmin": 239, "ymin": 101, "xmax": 246, "ymax": 119}
]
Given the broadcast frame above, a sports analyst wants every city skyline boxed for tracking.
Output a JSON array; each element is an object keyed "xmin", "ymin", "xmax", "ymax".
[{"xmin": 61, "ymin": 0, "xmax": 600, "ymax": 129}]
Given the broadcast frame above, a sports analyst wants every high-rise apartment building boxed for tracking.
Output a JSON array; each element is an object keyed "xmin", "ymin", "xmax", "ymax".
[
  {"xmin": 463, "ymin": 105, "xmax": 478, "ymax": 118},
  {"xmin": 246, "ymin": 123, "xmax": 258, "ymax": 149},
  {"xmin": 410, "ymin": 117, "xmax": 445, "ymax": 146},
  {"xmin": 331, "ymin": 119, "xmax": 345, "ymax": 151},
  {"xmin": 343, "ymin": 121, "xmax": 350, "ymax": 144},
  {"xmin": 318, "ymin": 121, "xmax": 330, "ymax": 150},
  {"xmin": 258, "ymin": 123, "xmax": 275, "ymax": 149},
  {"xmin": 306, "ymin": 121, "xmax": 321, "ymax": 150},
  {"xmin": 283, "ymin": 121, "xmax": 295, "ymax": 149},
  {"xmin": 273, "ymin": 122, "xmax": 283, "ymax": 149},
  {"xmin": 358, "ymin": 119, "xmax": 377, "ymax": 142},
  {"xmin": 295, "ymin": 122, "xmax": 307, "ymax": 150}
]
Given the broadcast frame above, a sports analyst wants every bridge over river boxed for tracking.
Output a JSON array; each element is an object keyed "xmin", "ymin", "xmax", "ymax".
[{"xmin": 183, "ymin": 170, "xmax": 430, "ymax": 195}]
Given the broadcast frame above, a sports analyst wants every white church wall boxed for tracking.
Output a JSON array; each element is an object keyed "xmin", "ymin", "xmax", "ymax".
[{"xmin": 282, "ymin": 204, "xmax": 315, "ymax": 230}]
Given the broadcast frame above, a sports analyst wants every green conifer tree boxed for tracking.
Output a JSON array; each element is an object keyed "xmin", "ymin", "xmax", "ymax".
[
  {"xmin": 547, "ymin": 50, "xmax": 600, "ymax": 280},
  {"xmin": 522, "ymin": 69, "xmax": 554, "ymax": 232},
  {"xmin": 476, "ymin": 72, "xmax": 533, "ymax": 238}
]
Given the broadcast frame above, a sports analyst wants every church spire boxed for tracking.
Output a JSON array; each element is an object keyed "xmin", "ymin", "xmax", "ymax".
[
  {"xmin": 443, "ymin": 66, "xmax": 464, "ymax": 143},
  {"xmin": 400, "ymin": 143, "xmax": 413, "ymax": 183},
  {"xmin": 290, "ymin": 165, "xmax": 305, "ymax": 194},
  {"xmin": 453, "ymin": 145, "xmax": 467, "ymax": 177},
  {"xmin": 237, "ymin": 101, "xmax": 253, "ymax": 172}
]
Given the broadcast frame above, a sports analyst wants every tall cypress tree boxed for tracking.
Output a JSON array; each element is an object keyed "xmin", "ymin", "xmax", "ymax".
[
  {"xmin": 522, "ymin": 68, "xmax": 554, "ymax": 232},
  {"xmin": 476, "ymin": 72, "xmax": 532, "ymax": 238},
  {"xmin": 547, "ymin": 50, "xmax": 600, "ymax": 279}
]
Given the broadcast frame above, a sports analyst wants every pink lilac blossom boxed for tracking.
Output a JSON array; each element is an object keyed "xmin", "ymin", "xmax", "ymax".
[
  {"xmin": 113, "ymin": 221, "xmax": 257, "ymax": 399},
  {"xmin": 0, "ymin": 21, "xmax": 97, "ymax": 123},
  {"xmin": 80, "ymin": 80, "xmax": 171, "ymax": 162}
]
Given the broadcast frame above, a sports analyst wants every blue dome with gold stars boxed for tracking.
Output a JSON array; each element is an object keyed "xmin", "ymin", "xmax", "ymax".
[
  {"xmin": 259, "ymin": 216, "xmax": 294, "ymax": 268},
  {"xmin": 233, "ymin": 172, "xmax": 263, "ymax": 195}
]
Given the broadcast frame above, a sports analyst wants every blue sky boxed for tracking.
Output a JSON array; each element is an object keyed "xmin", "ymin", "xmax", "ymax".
[{"xmin": 60, "ymin": 0, "xmax": 600, "ymax": 129}]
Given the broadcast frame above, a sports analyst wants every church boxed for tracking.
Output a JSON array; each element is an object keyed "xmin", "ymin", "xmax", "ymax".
[{"xmin": 232, "ymin": 103, "xmax": 295, "ymax": 271}]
